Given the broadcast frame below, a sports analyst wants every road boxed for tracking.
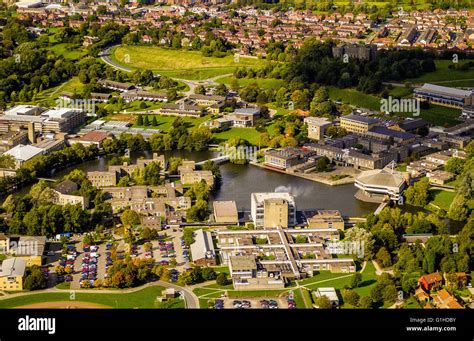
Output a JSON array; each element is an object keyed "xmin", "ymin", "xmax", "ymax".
[
  {"xmin": 100, "ymin": 46, "xmax": 232, "ymax": 96},
  {"xmin": 0, "ymin": 280, "xmax": 199, "ymax": 309}
]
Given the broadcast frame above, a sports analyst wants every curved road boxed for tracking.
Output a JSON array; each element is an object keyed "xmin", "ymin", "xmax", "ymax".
[{"xmin": 100, "ymin": 46, "xmax": 232, "ymax": 96}]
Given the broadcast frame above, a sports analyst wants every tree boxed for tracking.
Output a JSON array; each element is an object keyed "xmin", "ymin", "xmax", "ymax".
[
  {"xmin": 24, "ymin": 266, "xmax": 47, "ymax": 291},
  {"xmin": 120, "ymin": 209, "xmax": 141, "ymax": 226},
  {"xmin": 404, "ymin": 178, "xmax": 430, "ymax": 207},
  {"xmin": 445, "ymin": 157, "xmax": 465, "ymax": 175},
  {"xmin": 315, "ymin": 295, "xmax": 332, "ymax": 309},
  {"xmin": 136, "ymin": 114, "xmax": 143, "ymax": 126},
  {"xmin": 216, "ymin": 273, "xmax": 228, "ymax": 286},
  {"xmin": 382, "ymin": 285, "xmax": 398, "ymax": 304},
  {"xmin": 448, "ymin": 194, "xmax": 469, "ymax": 221},
  {"xmin": 342, "ymin": 289, "xmax": 360, "ymax": 307},
  {"xmin": 202, "ymin": 267, "xmax": 217, "ymax": 281},
  {"xmin": 350, "ymin": 272, "xmax": 362, "ymax": 289},
  {"xmin": 186, "ymin": 199, "xmax": 210, "ymax": 222},
  {"xmin": 376, "ymin": 247, "xmax": 392, "ymax": 268},
  {"xmin": 359, "ymin": 296, "xmax": 373, "ymax": 309},
  {"xmin": 315, "ymin": 156, "xmax": 330, "ymax": 172}
]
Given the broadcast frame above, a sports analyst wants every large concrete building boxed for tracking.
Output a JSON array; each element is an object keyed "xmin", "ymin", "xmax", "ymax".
[
  {"xmin": 354, "ymin": 167, "xmax": 408, "ymax": 203},
  {"xmin": 340, "ymin": 114, "xmax": 379, "ymax": 134},
  {"xmin": 304, "ymin": 116, "xmax": 332, "ymax": 141},
  {"xmin": 213, "ymin": 201, "xmax": 238, "ymax": 224},
  {"xmin": 414, "ymin": 84, "xmax": 474, "ymax": 108},
  {"xmin": 217, "ymin": 227, "xmax": 355, "ymax": 290},
  {"xmin": 250, "ymin": 192, "xmax": 296, "ymax": 229}
]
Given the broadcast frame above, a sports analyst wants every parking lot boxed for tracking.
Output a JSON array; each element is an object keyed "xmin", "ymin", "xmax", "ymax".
[{"xmin": 217, "ymin": 297, "xmax": 289, "ymax": 309}]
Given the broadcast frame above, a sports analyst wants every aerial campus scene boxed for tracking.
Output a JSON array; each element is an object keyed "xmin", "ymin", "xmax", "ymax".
[{"xmin": 0, "ymin": 0, "xmax": 472, "ymax": 334}]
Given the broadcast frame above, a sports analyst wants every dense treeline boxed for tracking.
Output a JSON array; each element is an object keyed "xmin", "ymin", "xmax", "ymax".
[{"xmin": 284, "ymin": 39, "xmax": 436, "ymax": 94}]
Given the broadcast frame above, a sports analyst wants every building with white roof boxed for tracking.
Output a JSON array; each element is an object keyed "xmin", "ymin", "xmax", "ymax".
[
  {"xmin": 414, "ymin": 83, "xmax": 474, "ymax": 108},
  {"xmin": 0, "ymin": 257, "xmax": 26, "ymax": 291},
  {"xmin": 0, "ymin": 105, "xmax": 85, "ymax": 134},
  {"xmin": 190, "ymin": 229, "xmax": 216, "ymax": 266},
  {"xmin": 354, "ymin": 166, "xmax": 408, "ymax": 203},
  {"xmin": 315, "ymin": 287, "xmax": 340, "ymax": 308},
  {"xmin": 4, "ymin": 144, "xmax": 44, "ymax": 168}
]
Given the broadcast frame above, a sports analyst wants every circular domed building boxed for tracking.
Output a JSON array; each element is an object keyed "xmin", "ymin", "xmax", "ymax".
[{"xmin": 354, "ymin": 167, "xmax": 409, "ymax": 203}]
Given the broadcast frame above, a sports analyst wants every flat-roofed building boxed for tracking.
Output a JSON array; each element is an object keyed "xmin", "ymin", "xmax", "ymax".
[
  {"xmin": 190, "ymin": 229, "xmax": 216, "ymax": 266},
  {"xmin": 0, "ymin": 131, "xmax": 28, "ymax": 153},
  {"xmin": 159, "ymin": 103, "xmax": 203, "ymax": 117},
  {"xmin": 180, "ymin": 170, "xmax": 214, "ymax": 187},
  {"xmin": 264, "ymin": 148, "xmax": 308, "ymax": 170},
  {"xmin": 69, "ymin": 131, "xmax": 113, "ymax": 148},
  {"xmin": 315, "ymin": 287, "xmax": 339, "ymax": 308},
  {"xmin": 427, "ymin": 170, "xmax": 455, "ymax": 185},
  {"xmin": 307, "ymin": 210, "xmax": 345, "ymax": 230},
  {"xmin": 87, "ymin": 170, "xmax": 117, "ymax": 188},
  {"xmin": 188, "ymin": 94, "xmax": 226, "ymax": 106},
  {"xmin": 229, "ymin": 255, "xmax": 285, "ymax": 290},
  {"xmin": 304, "ymin": 116, "xmax": 332, "ymax": 140},
  {"xmin": 414, "ymin": 83, "xmax": 474, "ymax": 108},
  {"xmin": 340, "ymin": 114, "xmax": 379, "ymax": 134},
  {"xmin": 0, "ymin": 258, "xmax": 26, "ymax": 291},
  {"xmin": 213, "ymin": 201, "xmax": 238, "ymax": 224},
  {"xmin": 121, "ymin": 90, "xmax": 168, "ymax": 103},
  {"xmin": 251, "ymin": 192, "xmax": 296, "ymax": 228}
]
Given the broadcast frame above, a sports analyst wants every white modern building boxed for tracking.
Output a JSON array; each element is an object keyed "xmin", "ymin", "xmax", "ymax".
[
  {"xmin": 354, "ymin": 167, "xmax": 408, "ymax": 203},
  {"xmin": 4, "ymin": 144, "xmax": 44, "ymax": 168}
]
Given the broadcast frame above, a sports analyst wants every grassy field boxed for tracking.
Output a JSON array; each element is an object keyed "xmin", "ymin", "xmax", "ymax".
[
  {"xmin": 213, "ymin": 127, "xmax": 262, "ymax": 145},
  {"xmin": 302, "ymin": 262, "xmax": 377, "ymax": 298},
  {"xmin": 132, "ymin": 114, "xmax": 212, "ymax": 132},
  {"xmin": 112, "ymin": 46, "xmax": 266, "ymax": 80},
  {"xmin": 328, "ymin": 86, "xmax": 461, "ymax": 126},
  {"xmin": 0, "ymin": 286, "xmax": 184, "ymax": 309},
  {"xmin": 215, "ymin": 76, "xmax": 285, "ymax": 89},
  {"xmin": 328, "ymin": 87, "xmax": 381, "ymax": 111},
  {"xmin": 47, "ymin": 43, "xmax": 87, "ymax": 60},
  {"xmin": 409, "ymin": 60, "xmax": 474, "ymax": 86},
  {"xmin": 429, "ymin": 189, "xmax": 474, "ymax": 211}
]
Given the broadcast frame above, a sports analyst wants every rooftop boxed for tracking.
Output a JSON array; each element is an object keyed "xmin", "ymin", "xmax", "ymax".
[
  {"xmin": 342, "ymin": 113, "xmax": 379, "ymax": 125},
  {"xmin": 416, "ymin": 83, "xmax": 473, "ymax": 98},
  {"xmin": 0, "ymin": 258, "xmax": 26, "ymax": 277},
  {"xmin": 4, "ymin": 144, "xmax": 44, "ymax": 162},
  {"xmin": 230, "ymin": 255, "xmax": 257, "ymax": 271}
]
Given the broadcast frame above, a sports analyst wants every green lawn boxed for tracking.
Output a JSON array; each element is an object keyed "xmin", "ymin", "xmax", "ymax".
[
  {"xmin": 429, "ymin": 189, "xmax": 474, "ymax": 211},
  {"xmin": 132, "ymin": 114, "xmax": 211, "ymax": 132},
  {"xmin": 303, "ymin": 262, "xmax": 377, "ymax": 298},
  {"xmin": 328, "ymin": 87, "xmax": 381, "ymax": 111},
  {"xmin": 112, "ymin": 46, "xmax": 266, "ymax": 80},
  {"xmin": 47, "ymin": 43, "xmax": 87, "ymax": 60},
  {"xmin": 409, "ymin": 60, "xmax": 474, "ymax": 86},
  {"xmin": 429, "ymin": 189, "xmax": 456, "ymax": 210},
  {"xmin": 213, "ymin": 127, "xmax": 262, "ymax": 145},
  {"xmin": 328, "ymin": 86, "xmax": 461, "ymax": 127},
  {"xmin": 0, "ymin": 286, "xmax": 184, "ymax": 309},
  {"xmin": 101, "ymin": 100, "xmax": 165, "ymax": 114},
  {"xmin": 216, "ymin": 76, "xmax": 285, "ymax": 89}
]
